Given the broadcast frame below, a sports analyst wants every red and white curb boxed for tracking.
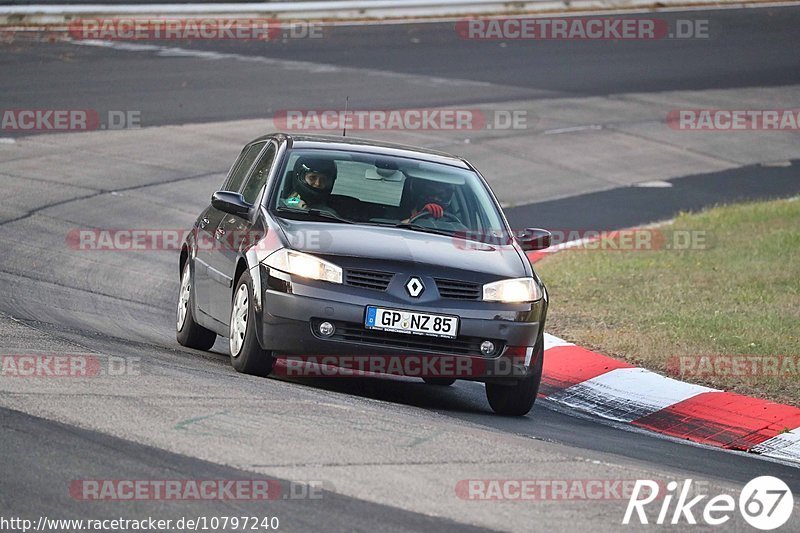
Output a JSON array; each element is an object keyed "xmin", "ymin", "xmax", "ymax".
[{"xmin": 533, "ymin": 257, "xmax": 800, "ymax": 465}]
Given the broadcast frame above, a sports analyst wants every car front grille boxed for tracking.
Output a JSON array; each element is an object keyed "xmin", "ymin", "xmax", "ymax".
[
  {"xmin": 435, "ymin": 278, "xmax": 481, "ymax": 300},
  {"xmin": 345, "ymin": 269, "xmax": 394, "ymax": 291},
  {"xmin": 345, "ymin": 271, "xmax": 482, "ymax": 300},
  {"xmin": 329, "ymin": 322, "xmax": 502, "ymax": 357}
]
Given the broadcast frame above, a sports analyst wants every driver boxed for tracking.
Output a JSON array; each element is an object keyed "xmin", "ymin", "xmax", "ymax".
[
  {"xmin": 403, "ymin": 177, "xmax": 455, "ymax": 222},
  {"xmin": 283, "ymin": 157, "xmax": 338, "ymax": 210}
]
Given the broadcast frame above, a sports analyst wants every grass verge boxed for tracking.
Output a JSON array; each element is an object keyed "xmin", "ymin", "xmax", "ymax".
[{"xmin": 536, "ymin": 197, "xmax": 800, "ymax": 406}]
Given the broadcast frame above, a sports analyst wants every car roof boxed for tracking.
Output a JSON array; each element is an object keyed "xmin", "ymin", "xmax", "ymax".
[{"xmin": 251, "ymin": 132, "xmax": 471, "ymax": 169}]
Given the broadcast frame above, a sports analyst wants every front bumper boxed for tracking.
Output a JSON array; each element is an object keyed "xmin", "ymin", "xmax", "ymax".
[{"xmin": 256, "ymin": 265, "xmax": 546, "ymax": 382}]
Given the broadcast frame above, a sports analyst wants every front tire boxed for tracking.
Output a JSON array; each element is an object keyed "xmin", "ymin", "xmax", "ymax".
[
  {"xmin": 485, "ymin": 341, "xmax": 544, "ymax": 416},
  {"xmin": 229, "ymin": 270, "xmax": 274, "ymax": 377},
  {"xmin": 176, "ymin": 260, "xmax": 217, "ymax": 350}
]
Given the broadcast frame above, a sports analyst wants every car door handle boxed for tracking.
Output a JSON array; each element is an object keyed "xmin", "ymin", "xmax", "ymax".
[{"xmin": 199, "ymin": 217, "xmax": 210, "ymax": 229}]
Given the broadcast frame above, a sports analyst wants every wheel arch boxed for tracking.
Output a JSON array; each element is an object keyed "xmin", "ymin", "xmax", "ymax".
[
  {"xmin": 179, "ymin": 246, "xmax": 189, "ymax": 274},
  {"xmin": 233, "ymin": 257, "xmax": 248, "ymax": 292},
  {"xmin": 238, "ymin": 250, "xmax": 267, "ymax": 349}
]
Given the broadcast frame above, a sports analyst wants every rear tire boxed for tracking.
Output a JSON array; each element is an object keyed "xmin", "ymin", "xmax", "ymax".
[
  {"xmin": 176, "ymin": 260, "xmax": 217, "ymax": 350},
  {"xmin": 229, "ymin": 270, "xmax": 275, "ymax": 377},
  {"xmin": 422, "ymin": 377, "xmax": 456, "ymax": 386},
  {"xmin": 485, "ymin": 341, "xmax": 544, "ymax": 416}
]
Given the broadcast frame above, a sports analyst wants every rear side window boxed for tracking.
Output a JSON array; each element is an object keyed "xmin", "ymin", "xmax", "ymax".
[
  {"xmin": 241, "ymin": 143, "xmax": 277, "ymax": 204},
  {"xmin": 222, "ymin": 142, "xmax": 265, "ymax": 192}
]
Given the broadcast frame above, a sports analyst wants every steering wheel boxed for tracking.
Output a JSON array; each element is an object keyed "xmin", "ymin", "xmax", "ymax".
[{"xmin": 409, "ymin": 209, "xmax": 464, "ymax": 226}]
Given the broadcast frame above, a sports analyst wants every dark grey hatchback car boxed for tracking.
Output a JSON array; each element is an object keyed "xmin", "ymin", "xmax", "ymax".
[{"xmin": 177, "ymin": 133, "xmax": 551, "ymax": 415}]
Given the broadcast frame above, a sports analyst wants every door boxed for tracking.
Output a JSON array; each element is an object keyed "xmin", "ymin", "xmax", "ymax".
[
  {"xmin": 208, "ymin": 141, "xmax": 277, "ymax": 324},
  {"xmin": 194, "ymin": 141, "xmax": 265, "ymax": 322}
]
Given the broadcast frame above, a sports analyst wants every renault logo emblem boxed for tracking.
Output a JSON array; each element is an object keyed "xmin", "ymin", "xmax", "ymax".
[{"xmin": 405, "ymin": 277, "xmax": 424, "ymax": 297}]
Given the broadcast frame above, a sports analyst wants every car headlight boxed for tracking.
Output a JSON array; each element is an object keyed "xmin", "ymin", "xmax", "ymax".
[
  {"xmin": 483, "ymin": 277, "xmax": 542, "ymax": 303},
  {"xmin": 264, "ymin": 249, "xmax": 342, "ymax": 284}
]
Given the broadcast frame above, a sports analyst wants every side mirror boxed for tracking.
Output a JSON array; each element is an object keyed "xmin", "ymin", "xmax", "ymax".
[
  {"xmin": 211, "ymin": 191, "xmax": 251, "ymax": 218},
  {"xmin": 516, "ymin": 228, "xmax": 552, "ymax": 251}
]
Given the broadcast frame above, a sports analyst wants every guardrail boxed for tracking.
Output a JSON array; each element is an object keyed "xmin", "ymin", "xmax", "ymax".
[{"xmin": 0, "ymin": 0, "xmax": 774, "ymax": 24}]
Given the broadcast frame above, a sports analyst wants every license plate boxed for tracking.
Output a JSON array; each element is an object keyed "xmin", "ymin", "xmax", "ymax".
[{"xmin": 365, "ymin": 306, "xmax": 459, "ymax": 339}]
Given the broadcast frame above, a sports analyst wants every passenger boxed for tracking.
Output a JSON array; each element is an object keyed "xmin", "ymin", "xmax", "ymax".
[{"xmin": 283, "ymin": 157, "xmax": 338, "ymax": 210}]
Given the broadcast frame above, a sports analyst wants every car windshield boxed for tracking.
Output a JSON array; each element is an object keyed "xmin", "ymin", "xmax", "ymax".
[{"xmin": 271, "ymin": 148, "xmax": 510, "ymax": 242}]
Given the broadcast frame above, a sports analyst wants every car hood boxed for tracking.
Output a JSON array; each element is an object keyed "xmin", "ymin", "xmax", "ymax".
[{"xmin": 276, "ymin": 219, "xmax": 528, "ymax": 279}]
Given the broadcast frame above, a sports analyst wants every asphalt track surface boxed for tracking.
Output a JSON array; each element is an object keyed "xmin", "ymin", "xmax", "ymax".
[
  {"xmin": 1, "ymin": 7, "xmax": 799, "ymax": 128},
  {"xmin": 0, "ymin": 407, "xmax": 486, "ymax": 532},
  {"xmin": 1, "ymin": 6, "xmax": 799, "ymax": 532},
  {"xmin": 504, "ymin": 159, "xmax": 800, "ymax": 230}
]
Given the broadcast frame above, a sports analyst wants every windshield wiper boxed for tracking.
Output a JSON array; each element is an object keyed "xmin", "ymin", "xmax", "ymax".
[
  {"xmin": 392, "ymin": 221, "xmax": 454, "ymax": 238},
  {"xmin": 274, "ymin": 207, "xmax": 354, "ymax": 224}
]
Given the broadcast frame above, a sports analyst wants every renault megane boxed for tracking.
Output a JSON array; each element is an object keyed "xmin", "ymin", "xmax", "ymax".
[{"xmin": 177, "ymin": 133, "xmax": 551, "ymax": 415}]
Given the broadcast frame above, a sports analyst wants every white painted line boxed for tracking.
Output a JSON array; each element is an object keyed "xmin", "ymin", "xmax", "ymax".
[
  {"xmin": 544, "ymin": 332, "xmax": 574, "ymax": 351},
  {"xmin": 0, "ymin": 138, "xmax": 16, "ymax": 144},
  {"xmin": 82, "ymin": 41, "xmax": 162, "ymax": 53},
  {"xmin": 548, "ymin": 367, "xmax": 718, "ymax": 423},
  {"xmin": 544, "ymin": 125, "xmax": 602, "ymax": 135},
  {"xmin": 635, "ymin": 180, "xmax": 673, "ymax": 188},
  {"xmin": 751, "ymin": 427, "xmax": 800, "ymax": 463},
  {"xmin": 70, "ymin": 39, "xmax": 491, "ymax": 88}
]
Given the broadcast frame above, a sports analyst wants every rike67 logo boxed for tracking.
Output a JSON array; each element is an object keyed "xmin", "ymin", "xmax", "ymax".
[{"xmin": 624, "ymin": 477, "xmax": 794, "ymax": 530}]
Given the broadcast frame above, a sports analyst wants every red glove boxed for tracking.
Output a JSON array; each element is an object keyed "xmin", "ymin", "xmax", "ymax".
[{"xmin": 422, "ymin": 203, "xmax": 444, "ymax": 218}]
